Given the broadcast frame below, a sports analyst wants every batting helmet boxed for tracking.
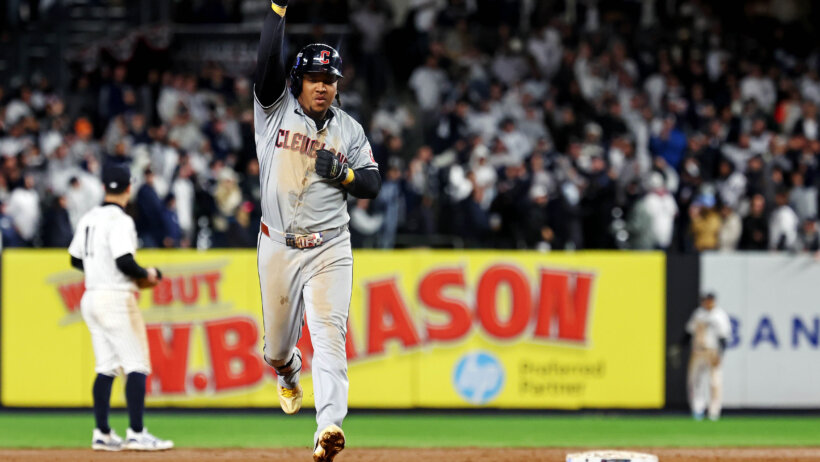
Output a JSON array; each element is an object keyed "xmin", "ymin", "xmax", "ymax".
[{"xmin": 289, "ymin": 43, "xmax": 344, "ymax": 98}]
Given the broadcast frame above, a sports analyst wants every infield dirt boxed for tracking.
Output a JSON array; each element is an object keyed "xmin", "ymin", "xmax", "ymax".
[{"xmin": 3, "ymin": 448, "xmax": 820, "ymax": 461}]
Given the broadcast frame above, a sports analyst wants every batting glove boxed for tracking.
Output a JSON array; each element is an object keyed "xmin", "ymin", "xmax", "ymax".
[{"xmin": 315, "ymin": 149, "xmax": 349, "ymax": 183}]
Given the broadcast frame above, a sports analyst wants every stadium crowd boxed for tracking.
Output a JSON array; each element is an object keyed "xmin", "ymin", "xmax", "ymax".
[{"xmin": 1, "ymin": 0, "xmax": 819, "ymax": 252}]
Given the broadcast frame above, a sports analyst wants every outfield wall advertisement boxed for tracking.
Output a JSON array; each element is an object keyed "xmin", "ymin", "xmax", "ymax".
[
  {"xmin": 701, "ymin": 254, "xmax": 820, "ymax": 408},
  {"xmin": 2, "ymin": 250, "xmax": 665, "ymax": 408}
]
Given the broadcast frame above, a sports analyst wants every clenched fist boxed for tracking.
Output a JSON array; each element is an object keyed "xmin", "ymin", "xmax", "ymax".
[{"xmin": 315, "ymin": 149, "xmax": 349, "ymax": 183}]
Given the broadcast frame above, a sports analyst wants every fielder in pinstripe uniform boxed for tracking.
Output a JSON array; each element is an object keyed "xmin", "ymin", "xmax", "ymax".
[
  {"xmin": 254, "ymin": 1, "xmax": 381, "ymax": 461},
  {"xmin": 68, "ymin": 164, "xmax": 173, "ymax": 452}
]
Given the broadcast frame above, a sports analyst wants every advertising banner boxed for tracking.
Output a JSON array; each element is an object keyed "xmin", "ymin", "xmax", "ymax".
[
  {"xmin": 2, "ymin": 250, "xmax": 665, "ymax": 408},
  {"xmin": 701, "ymin": 254, "xmax": 820, "ymax": 408}
]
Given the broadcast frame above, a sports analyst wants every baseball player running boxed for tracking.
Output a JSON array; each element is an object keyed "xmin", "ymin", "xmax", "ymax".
[
  {"xmin": 254, "ymin": 1, "xmax": 381, "ymax": 461},
  {"xmin": 68, "ymin": 164, "xmax": 173, "ymax": 451},
  {"xmin": 685, "ymin": 293, "xmax": 732, "ymax": 421}
]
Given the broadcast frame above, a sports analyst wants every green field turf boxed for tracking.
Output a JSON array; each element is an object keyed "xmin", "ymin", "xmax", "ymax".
[{"xmin": 0, "ymin": 412, "xmax": 818, "ymax": 448}]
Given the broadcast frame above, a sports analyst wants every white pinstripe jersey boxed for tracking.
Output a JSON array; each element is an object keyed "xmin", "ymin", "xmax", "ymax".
[
  {"xmin": 687, "ymin": 306, "xmax": 732, "ymax": 351},
  {"xmin": 254, "ymin": 88, "xmax": 378, "ymax": 234},
  {"xmin": 68, "ymin": 204, "xmax": 139, "ymax": 291}
]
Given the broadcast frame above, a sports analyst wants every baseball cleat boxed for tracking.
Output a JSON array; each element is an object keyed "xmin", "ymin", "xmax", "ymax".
[
  {"xmin": 278, "ymin": 384, "xmax": 303, "ymax": 414},
  {"xmin": 313, "ymin": 425, "xmax": 345, "ymax": 462},
  {"xmin": 124, "ymin": 427, "xmax": 174, "ymax": 451},
  {"xmin": 91, "ymin": 428, "xmax": 123, "ymax": 451}
]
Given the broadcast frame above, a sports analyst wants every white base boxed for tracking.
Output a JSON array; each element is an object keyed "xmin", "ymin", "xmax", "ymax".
[{"xmin": 566, "ymin": 450, "xmax": 658, "ymax": 462}]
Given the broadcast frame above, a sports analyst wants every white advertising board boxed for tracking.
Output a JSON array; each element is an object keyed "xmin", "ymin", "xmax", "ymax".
[{"xmin": 701, "ymin": 254, "xmax": 820, "ymax": 408}]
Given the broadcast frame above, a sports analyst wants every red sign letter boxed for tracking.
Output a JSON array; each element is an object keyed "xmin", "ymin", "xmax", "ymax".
[
  {"xmin": 534, "ymin": 271, "xmax": 593, "ymax": 342},
  {"xmin": 201, "ymin": 272, "xmax": 221, "ymax": 301},
  {"xmin": 152, "ymin": 278, "xmax": 173, "ymax": 305},
  {"xmin": 366, "ymin": 279, "xmax": 420, "ymax": 354},
  {"xmin": 146, "ymin": 323, "xmax": 191, "ymax": 394},
  {"xmin": 476, "ymin": 265, "xmax": 532, "ymax": 339},
  {"xmin": 206, "ymin": 317, "xmax": 265, "ymax": 391},
  {"xmin": 176, "ymin": 276, "xmax": 199, "ymax": 304},
  {"xmin": 419, "ymin": 268, "xmax": 472, "ymax": 341}
]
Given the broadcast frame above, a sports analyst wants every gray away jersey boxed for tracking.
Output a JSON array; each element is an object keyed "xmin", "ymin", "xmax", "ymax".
[{"xmin": 254, "ymin": 88, "xmax": 378, "ymax": 234}]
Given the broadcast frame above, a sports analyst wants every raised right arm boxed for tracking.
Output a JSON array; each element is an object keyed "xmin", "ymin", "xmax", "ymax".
[{"xmin": 254, "ymin": 0, "xmax": 289, "ymax": 107}]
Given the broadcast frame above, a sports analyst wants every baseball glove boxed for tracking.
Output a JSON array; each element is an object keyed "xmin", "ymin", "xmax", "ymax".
[
  {"xmin": 136, "ymin": 268, "xmax": 163, "ymax": 289},
  {"xmin": 136, "ymin": 277, "xmax": 158, "ymax": 289}
]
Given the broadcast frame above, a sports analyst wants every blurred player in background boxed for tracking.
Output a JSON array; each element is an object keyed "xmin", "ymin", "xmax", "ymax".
[
  {"xmin": 685, "ymin": 293, "xmax": 731, "ymax": 421},
  {"xmin": 68, "ymin": 164, "xmax": 173, "ymax": 451}
]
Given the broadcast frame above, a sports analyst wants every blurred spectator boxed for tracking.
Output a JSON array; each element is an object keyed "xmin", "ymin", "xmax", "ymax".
[
  {"xmin": 136, "ymin": 168, "xmax": 166, "ymax": 248},
  {"xmin": 740, "ymin": 65, "xmax": 776, "ymax": 113},
  {"xmin": 526, "ymin": 184, "xmax": 556, "ymax": 251},
  {"xmin": 349, "ymin": 199, "xmax": 383, "ymax": 248},
  {"xmin": 212, "ymin": 168, "xmax": 243, "ymax": 247},
  {"xmin": 66, "ymin": 175, "xmax": 103, "ymax": 229},
  {"xmin": 373, "ymin": 161, "xmax": 402, "ymax": 249},
  {"xmin": 718, "ymin": 203, "xmax": 742, "ymax": 251},
  {"xmin": 409, "ymin": 55, "xmax": 449, "ymax": 113},
  {"xmin": 581, "ymin": 154, "xmax": 615, "ymax": 249},
  {"xmin": 350, "ymin": 0, "xmax": 392, "ymax": 101},
  {"xmin": 527, "ymin": 23, "xmax": 562, "ymax": 79},
  {"xmin": 456, "ymin": 175, "xmax": 490, "ymax": 246},
  {"xmin": 172, "ymin": 159, "xmax": 196, "ymax": 245},
  {"xmin": 70, "ymin": 117, "xmax": 101, "ymax": 161},
  {"xmin": 372, "ymin": 134, "xmax": 407, "ymax": 179},
  {"xmin": 638, "ymin": 172, "xmax": 678, "ymax": 250},
  {"xmin": 490, "ymin": 164, "xmax": 529, "ymax": 248},
  {"xmin": 491, "ymin": 35, "xmax": 528, "ymax": 86},
  {"xmin": 792, "ymin": 102, "xmax": 818, "ymax": 140},
  {"xmin": 6, "ymin": 174, "xmax": 40, "ymax": 246},
  {"xmin": 788, "ymin": 171, "xmax": 817, "ymax": 222},
  {"xmin": 403, "ymin": 146, "xmax": 437, "ymax": 236},
  {"xmin": 41, "ymin": 196, "xmax": 73, "ymax": 248},
  {"xmin": 769, "ymin": 189, "xmax": 799, "ymax": 251},
  {"xmin": 169, "ymin": 106, "xmax": 206, "ymax": 153},
  {"xmin": 498, "ymin": 118, "xmax": 532, "ymax": 163},
  {"xmin": 715, "ymin": 159, "xmax": 746, "ymax": 209},
  {"xmin": 371, "ymin": 98, "xmax": 415, "ymax": 146},
  {"xmin": 799, "ymin": 218, "xmax": 820, "ymax": 253},
  {"xmin": 0, "ymin": 202, "xmax": 23, "ymax": 248},
  {"xmin": 739, "ymin": 194, "xmax": 769, "ymax": 250},
  {"xmin": 690, "ymin": 196, "xmax": 721, "ymax": 252},
  {"xmin": 98, "ymin": 66, "xmax": 135, "ymax": 124},
  {"xmin": 748, "ymin": 118, "xmax": 772, "ymax": 155},
  {"xmin": 5, "ymin": 86, "xmax": 34, "ymax": 126},
  {"xmin": 66, "ymin": 75, "xmax": 98, "ymax": 124},
  {"xmin": 432, "ymin": 100, "xmax": 470, "ymax": 153},
  {"xmin": 205, "ymin": 118, "xmax": 235, "ymax": 161},
  {"xmin": 162, "ymin": 195, "xmax": 183, "ymax": 248},
  {"xmin": 650, "ymin": 116, "xmax": 687, "ymax": 171}
]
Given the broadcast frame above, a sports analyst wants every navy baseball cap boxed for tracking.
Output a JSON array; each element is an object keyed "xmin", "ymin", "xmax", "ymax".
[{"xmin": 102, "ymin": 164, "xmax": 131, "ymax": 193}]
